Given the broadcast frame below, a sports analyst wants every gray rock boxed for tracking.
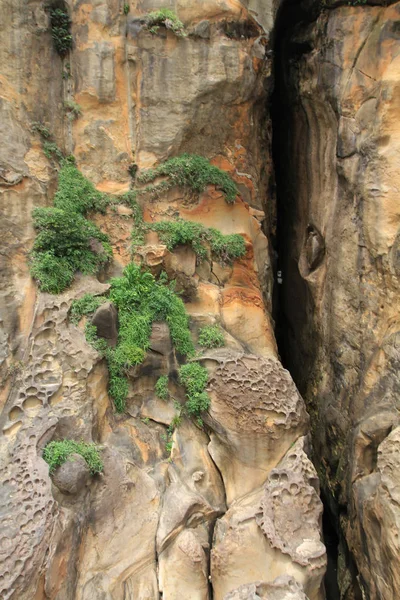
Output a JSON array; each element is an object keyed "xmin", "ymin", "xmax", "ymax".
[
  {"xmin": 91, "ymin": 302, "xmax": 118, "ymax": 347},
  {"xmin": 52, "ymin": 454, "xmax": 91, "ymax": 495},
  {"xmin": 192, "ymin": 20, "xmax": 211, "ymax": 39}
]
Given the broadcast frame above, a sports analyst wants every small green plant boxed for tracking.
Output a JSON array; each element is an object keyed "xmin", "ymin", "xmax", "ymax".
[
  {"xmin": 145, "ymin": 8, "xmax": 186, "ymax": 37},
  {"xmin": 137, "ymin": 154, "xmax": 237, "ymax": 203},
  {"xmin": 43, "ymin": 439, "xmax": 103, "ymax": 474},
  {"xmin": 64, "ymin": 100, "xmax": 82, "ymax": 119},
  {"xmin": 123, "ymin": 3, "xmax": 130, "ymax": 14},
  {"xmin": 43, "ymin": 141, "xmax": 64, "ymax": 162},
  {"xmin": 178, "ymin": 362, "xmax": 210, "ymax": 416},
  {"xmin": 85, "ymin": 263, "xmax": 194, "ymax": 412},
  {"xmin": 70, "ymin": 293, "xmax": 107, "ymax": 324},
  {"xmin": 49, "ymin": 8, "xmax": 73, "ymax": 56},
  {"xmin": 62, "ymin": 62, "xmax": 71, "ymax": 79},
  {"xmin": 32, "ymin": 122, "xmax": 51, "ymax": 139},
  {"xmin": 141, "ymin": 218, "xmax": 246, "ymax": 263},
  {"xmin": 128, "ymin": 163, "xmax": 138, "ymax": 178},
  {"xmin": 198, "ymin": 325, "xmax": 225, "ymax": 348},
  {"xmin": 155, "ymin": 375, "xmax": 169, "ymax": 400}
]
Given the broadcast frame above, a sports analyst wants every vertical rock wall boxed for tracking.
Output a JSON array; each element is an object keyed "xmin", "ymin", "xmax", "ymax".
[
  {"xmin": 0, "ymin": 1, "xmax": 327, "ymax": 599},
  {"xmin": 275, "ymin": 1, "xmax": 400, "ymax": 598}
]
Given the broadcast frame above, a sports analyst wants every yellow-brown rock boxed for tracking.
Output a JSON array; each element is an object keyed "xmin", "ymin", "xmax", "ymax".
[{"xmin": 0, "ymin": 0, "xmax": 328, "ymax": 599}]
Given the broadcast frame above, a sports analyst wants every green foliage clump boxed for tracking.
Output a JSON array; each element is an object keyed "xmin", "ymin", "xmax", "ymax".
[
  {"xmin": 198, "ymin": 325, "xmax": 225, "ymax": 348},
  {"xmin": 32, "ymin": 122, "xmax": 51, "ymax": 139},
  {"xmin": 43, "ymin": 141, "xmax": 64, "ymax": 162},
  {"xmin": 178, "ymin": 362, "xmax": 210, "ymax": 416},
  {"xmin": 54, "ymin": 161, "xmax": 108, "ymax": 214},
  {"xmin": 155, "ymin": 375, "xmax": 169, "ymax": 400},
  {"xmin": 145, "ymin": 8, "xmax": 186, "ymax": 37},
  {"xmin": 30, "ymin": 206, "xmax": 111, "ymax": 293},
  {"xmin": 144, "ymin": 218, "xmax": 246, "ymax": 263},
  {"xmin": 64, "ymin": 100, "xmax": 82, "ymax": 119},
  {"xmin": 137, "ymin": 154, "xmax": 237, "ymax": 203},
  {"xmin": 50, "ymin": 8, "xmax": 73, "ymax": 56},
  {"xmin": 123, "ymin": 2, "xmax": 130, "ymax": 14},
  {"xmin": 85, "ymin": 263, "xmax": 194, "ymax": 412},
  {"xmin": 43, "ymin": 439, "xmax": 103, "ymax": 474},
  {"xmin": 30, "ymin": 161, "xmax": 112, "ymax": 293},
  {"xmin": 70, "ymin": 293, "xmax": 107, "ymax": 324}
]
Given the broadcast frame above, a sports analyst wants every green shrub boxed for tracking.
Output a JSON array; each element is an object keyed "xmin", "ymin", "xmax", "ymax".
[
  {"xmin": 137, "ymin": 154, "xmax": 237, "ymax": 203},
  {"xmin": 30, "ymin": 206, "xmax": 112, "ymax": 294},
  {"xmin": 50, "ymin": 8, "xmax": 73, "ymax": 56},
  {"xmin": 54, "ymin": 162, "xmax": 108, "ymax": 214},
  {"xmin": 64, "ymin": 100, "xmax": 82, "ymax": 119},
  {"xmin": 156, "ymin": 375, "xmax": 169, "ymax": 400},
  {"xmin": 131, "ymin": 211, "xmax": 245, "ymax": 263},
  {"xmin": 198, "ymin": 325, "xmax": 225, "ymax": 348},
  {"xmin": 43, "ymin": 141, "xmax": 64, "ymax": 162},
  {"xmin": 30, "ymin": 161, "xmax": 113, "ymax": 293},
  {"xmin": 30, "ymin": 250, "xmax": 74, "ymax": 294},
  {"xmin": 85, "ymin": 263, "xmax": 194, "ymax": 412},
  {"xmin": 145, "ymin": 8, "xmax": 186, "ymax": 37},
  {"xmin": 70, "ymin": 293, "xmax": 107, "ymax": 324},
  {"xmin": 43, "ymin": 439, "xmax": 103, "ymax": 474},
  {"xmin": 178, "ymin": 362, "xmax": 210, "ymax": 415},
  {"xmin": 123, "ymin": 2, "xmax": 130, "ymax": 14},
  {"xmin": 32, "ymin": 122, "xmax": 51, "ymax": 139},
  {"xmin": 144, "ymin": 218, "xmax": 246, "ymax": 263}
]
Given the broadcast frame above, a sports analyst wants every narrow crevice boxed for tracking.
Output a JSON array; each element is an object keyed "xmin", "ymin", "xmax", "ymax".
[{"xmin": 270, "ymin": 3, "xmax": 341, "ymax": 599}]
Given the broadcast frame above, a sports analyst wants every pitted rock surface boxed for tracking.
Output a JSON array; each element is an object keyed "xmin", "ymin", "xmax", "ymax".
[
  {"xmin": 256, "ymin": 438, "xmax": 326, "ymax": 569},
  {"xmin": 0, "ymin": 278, "xmax": 108, "ymax": 600},
  {"xmin": 211, "ymin": 439, "xmax": 326, "ymax": 600},
  {"xmin": 208, "ymin": 355, "xmax": 308, "ymax": 434},
  {"xmin": 224, "ymin": 576, "xmax": 309, "ymax": 600},
  {"xmin": 206, "ymin": 353, "xmax": 309, "ymax": 503}
]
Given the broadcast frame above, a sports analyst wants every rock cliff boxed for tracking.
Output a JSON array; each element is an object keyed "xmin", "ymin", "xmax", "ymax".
[
  {"xmin": 0, "ymin": 1, "xmax": 327, "ymax": 599},
  {"xmin": 275, "ymin": 1, "xmax": 400, "ymax": 598},
  {"xmin": 4, "ymin": 0, "xmax": 400, "ymax": 597}
]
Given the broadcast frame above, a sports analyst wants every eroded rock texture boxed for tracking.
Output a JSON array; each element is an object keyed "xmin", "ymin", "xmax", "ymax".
[
  {"xmin": 276, "ymin": 1, "xmax": 400, "ymax": 598},
  {"xmin": 0, "ymin": 0, "xmax": 326, "ymax": 598}
]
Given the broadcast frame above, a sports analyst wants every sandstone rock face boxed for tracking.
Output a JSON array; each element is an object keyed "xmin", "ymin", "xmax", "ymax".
[
  {"xmin": 275, "ymin": 2, "xmax": 400, "ymax": 598},
  {"xmin": 0, "ymin": 0, "xmax": 326, "ymax": 599}
]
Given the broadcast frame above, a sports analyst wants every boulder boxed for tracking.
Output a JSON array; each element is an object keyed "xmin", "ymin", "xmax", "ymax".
[
  {"xmin": 52, "ymin": 453, "xmax": 91, "ymax": 495},
  {"xmin": 91, "ymin": 301, "xmax": 118, "ymax": 346}
]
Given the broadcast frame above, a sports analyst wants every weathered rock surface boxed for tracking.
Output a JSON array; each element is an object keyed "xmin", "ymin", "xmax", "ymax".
[
  {"xmin": 224, "ymin": 576, "xmax": 309, "ymax": 600},
  {"xmin": 52, "ymin": 453, "xmax": 91, "ymax": 495},
  {"xmin": 211, "ymin": 438, "xmax": 326, "ymax": 600},
  {"xmin": 276, "ymin": 2, "xmax": 400, "ymax": 597},
  {"xmin": 0, "ymin": 0, "xmax": 327, "ymax": 599},
  {"xmin": 205, "ymin": 353, "xmax": 309, "ymax": 504}
]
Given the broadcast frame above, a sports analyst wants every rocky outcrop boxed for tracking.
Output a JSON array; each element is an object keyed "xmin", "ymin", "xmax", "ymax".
[
  {"xmin": 0, "ymin": 0, "xmax": 328, "ymax": 599},
  {"xmin": 275, "ymin": 1, "xmax": 400, "ymax": 598}
]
